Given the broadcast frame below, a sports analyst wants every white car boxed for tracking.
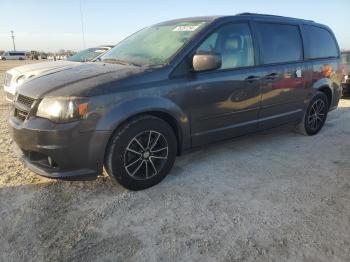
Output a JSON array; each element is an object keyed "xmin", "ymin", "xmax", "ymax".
[
  {"xmin": 66, "ymin": 45, "xmax": 113, "ymax": 62},
  {"xmin": 1, "ymin": 51, "xmax": 26, "ymax": 60},
  {"xmin": 3, "ymin": 45, "xmax": 113, "ymax": 101},
  {"xmin": 3, "ymin": 60, "xmax": 80, "ymax": 101}
]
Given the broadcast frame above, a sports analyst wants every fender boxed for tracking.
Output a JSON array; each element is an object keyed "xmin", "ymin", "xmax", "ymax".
[
  {"xmin": 95, "ymin": 96, "xmax": 191, "ymax": 152},
  {"xmin": 311, "ymin": 77, "xmax": 341, "ymax": 110},
  {"xmin": 312, "ymin": 78, "xmax": 334, "ymax": 96}
]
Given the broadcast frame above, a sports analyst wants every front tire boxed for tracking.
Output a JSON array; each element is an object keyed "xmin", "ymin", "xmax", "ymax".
[
  {"xmin": 105, "ymin": 115, "xmax": 177, "ymax": 190},
  {"xmin": 296, "ymin": 91, "xmax": 329, "ymax": 136}
]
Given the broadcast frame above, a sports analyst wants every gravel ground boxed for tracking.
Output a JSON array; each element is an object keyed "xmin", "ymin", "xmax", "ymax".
[{"xmin": 0, "ymin": 60, "xmax": 350, "ymax": 262}]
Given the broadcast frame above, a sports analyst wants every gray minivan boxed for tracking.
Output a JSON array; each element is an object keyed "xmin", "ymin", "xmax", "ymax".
[{"xmin": 9, "ymin": 13, "xmax": 342, "ymax": 190}]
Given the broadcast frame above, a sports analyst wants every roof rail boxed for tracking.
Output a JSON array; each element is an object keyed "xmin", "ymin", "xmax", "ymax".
[{"xmin": 236, "ymin": 13, "xmax": 314, "ymax": 22}]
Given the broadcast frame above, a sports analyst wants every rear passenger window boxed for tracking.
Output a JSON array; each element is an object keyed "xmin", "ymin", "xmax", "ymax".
[
  {"xmin": 256, "ymin": 23, "xmax": 303, "ymax": 64},
  {"xmin": 304, "ymin": 25, "xmax": 339, "ymax": 59}
]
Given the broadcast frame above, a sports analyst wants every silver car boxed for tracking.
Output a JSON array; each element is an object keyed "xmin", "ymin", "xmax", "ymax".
[{"xmin": 3, "ymin": 45, "xmax": 113, "ymax": 101}]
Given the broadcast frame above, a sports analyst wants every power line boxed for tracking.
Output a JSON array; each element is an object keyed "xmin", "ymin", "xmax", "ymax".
[{"xmin": 79, "ymin": 0, "xmax": 86, "ymax": 49}]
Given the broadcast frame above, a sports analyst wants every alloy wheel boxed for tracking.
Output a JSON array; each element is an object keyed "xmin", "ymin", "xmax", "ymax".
[
  {"xmin": 307, "ymin": 98, "xmax": 327, "ymax": 130},
  {"xmin": 124, "ymin": 130, "xmax": 168, "ymax": 180}
]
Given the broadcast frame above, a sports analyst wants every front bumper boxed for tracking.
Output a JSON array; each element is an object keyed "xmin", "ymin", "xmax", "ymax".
[
  {"xmin": 9, "ymin": 116, "xmax": 111, "ymax": 178},
  {"xmin": 3, "ymin": 85, "xmax": 16, "ymax": 102}
]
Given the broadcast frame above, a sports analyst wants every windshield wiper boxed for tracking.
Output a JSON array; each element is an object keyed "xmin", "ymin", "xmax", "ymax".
[{"xmin": 102, "ymin": 58, "xmax": 142, "ymax": 67}]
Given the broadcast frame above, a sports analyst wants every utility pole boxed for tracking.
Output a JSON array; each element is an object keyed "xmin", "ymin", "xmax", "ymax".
[
  {"xmin": 79, "ymin": 0, "xmax": 86, "ymax": 49},
  {"xmin": 10, "ymin": 30, "xmax": 16, "ymax": 51}
]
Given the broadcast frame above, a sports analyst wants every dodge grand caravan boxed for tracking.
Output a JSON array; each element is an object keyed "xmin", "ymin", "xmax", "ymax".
[{"xmin": 9, "ymin": 13, "xmax": 342, "ymax": 190}]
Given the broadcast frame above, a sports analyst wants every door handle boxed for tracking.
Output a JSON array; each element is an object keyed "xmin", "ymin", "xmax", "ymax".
[
  {"xmin": 245, "ymin": 75, "xmax": 260, "ymax": 82},
  {"xmin": 265, "ymin": 73, "xmax": 279, "ymax": 80}
]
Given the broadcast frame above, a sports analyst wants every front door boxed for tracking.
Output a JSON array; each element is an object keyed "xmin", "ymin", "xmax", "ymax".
[{"xmin": 185, "ymin": 22, "xmax": 262, "ymax": 146}]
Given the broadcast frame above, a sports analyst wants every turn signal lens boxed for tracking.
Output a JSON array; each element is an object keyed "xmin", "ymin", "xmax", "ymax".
[{"xmin": 78, "ymin": 103, "xmax": 89, "ymax": 117}]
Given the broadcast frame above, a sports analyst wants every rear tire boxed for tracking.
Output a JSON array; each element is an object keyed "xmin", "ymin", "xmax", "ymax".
[
  {"xmin": 296, "ymin": 91, "xmax": 329, "ymax": 136},
  {"xmin": 105, "ymin": 115, "xmax": 177, "ymax": 190}
]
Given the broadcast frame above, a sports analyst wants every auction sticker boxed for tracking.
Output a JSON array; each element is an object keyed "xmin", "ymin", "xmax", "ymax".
[{"xmin": 173, "ymin": 25, "xmax": 200, "ymax": 32}]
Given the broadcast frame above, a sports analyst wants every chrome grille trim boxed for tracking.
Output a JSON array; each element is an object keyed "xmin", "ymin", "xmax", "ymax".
[
  {"xmin": 16, "ymin": 94, "xmax": 35, "ymax": 108},
  {"xmin": 14, "ymin": 108, "xmax": 28, "ymax": 122},
  {"xmin": 13, "ymin": 94, "xmax": 36, "ymax": 122}
]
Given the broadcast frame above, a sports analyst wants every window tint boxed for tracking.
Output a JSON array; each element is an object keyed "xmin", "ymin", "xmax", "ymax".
[
  {"xmin": 304, "ymin": 25, "xmax": 339, "ymax": 59},
  {"xmin": 197, "ymin": 33, "xmax": 219, "ymax": 53},
  {"xmin": 196, "ymin": 23, "xmax": 255, "ymax": 70},
  {"xmin": 9, "ymin": 52, "xmax": 25, "ymax": 56},
  {"xmin": 257, "ymin": 23, "xmax": 302, "ymax": 64}
]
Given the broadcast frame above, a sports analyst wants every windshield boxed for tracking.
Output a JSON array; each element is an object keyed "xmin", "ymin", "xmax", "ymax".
[
  {"xmin": 67, "ymin": 47, "xmax": 108, "ymax": 62},
  {"xmin": 341, "ymin": 53, "xmax": 350, "ymax": 64},
  {"xmin": 102, "ymin": 20, "xmax": 208, "ymax": 66}
]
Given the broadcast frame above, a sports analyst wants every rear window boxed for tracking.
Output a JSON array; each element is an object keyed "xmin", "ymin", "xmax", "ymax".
[
  {"xmin": 304, "ymin": 25, "xmax": 339, "ymax": 59},
  {"xmin": 256, "ymin": 23, "xmax": 303, "ymax": 64}
]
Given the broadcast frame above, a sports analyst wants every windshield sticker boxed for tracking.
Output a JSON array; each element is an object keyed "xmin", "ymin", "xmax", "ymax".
[{"xmin": 173, "ymin": 25, "xmax": 200, "ymax": 32}]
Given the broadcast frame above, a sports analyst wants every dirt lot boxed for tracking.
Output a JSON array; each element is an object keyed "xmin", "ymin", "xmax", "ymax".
[{"xmin": 0, "ymin": 60, "xmax": 349, "ymax": 262}]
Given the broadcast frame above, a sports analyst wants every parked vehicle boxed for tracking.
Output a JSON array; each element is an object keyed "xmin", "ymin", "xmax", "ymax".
[
  {"xmin": 67, "ymin": 45, "xmax": 113, "ymax": 62},
  {"xmin": 3, "ymin": 45, "xmax": 113, "ymax": 102},
  {"xmin": 1, "ymin": 51, "xmax": 26, "ymax": 60},
  {"xmin": 29, "ymin": 51, "xmax": 39, "ymax": 60},
  {"xmin": 341, "ymin": 51, "xmax": 350, "ymax": 94},
  {"xmin": 9, "ymin": 14, "xmax": 342, "ymax": 190}
]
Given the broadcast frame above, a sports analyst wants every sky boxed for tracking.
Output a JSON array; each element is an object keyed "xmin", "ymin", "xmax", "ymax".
[{"xmin": 0, "ymin": 0, "xmax": 349, "ymax": 52}]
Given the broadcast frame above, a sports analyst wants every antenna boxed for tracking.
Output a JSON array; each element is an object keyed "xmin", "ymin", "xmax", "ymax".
[
  {"xmin": 10, "ymin": 30, "xmax": 16, "ymax": 51},
  {"xmin": 79, "ymin": 0, "xmax": 86, "ymax": 49}
]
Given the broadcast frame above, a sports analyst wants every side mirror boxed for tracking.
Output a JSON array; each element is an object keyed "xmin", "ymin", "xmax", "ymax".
[{"xmin": 193, "ymin": 52, "xmax": 222, "ymax": 72}]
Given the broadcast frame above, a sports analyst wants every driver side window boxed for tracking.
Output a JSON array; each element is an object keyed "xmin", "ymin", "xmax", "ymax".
[{"xmin": 197, "ymin": 23, "xmax": 255, "ymax": 70}]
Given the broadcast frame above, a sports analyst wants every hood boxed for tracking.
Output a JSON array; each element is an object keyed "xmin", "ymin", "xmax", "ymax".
[
  {"xmin": 12, "ymin": 60, "xmax": 78, "ymax": 75},
  {"xmin": 5, "ymin": 61, "xmax": 81, "ymax": 95},
  {"xmin": 17, "ymin": 62, "xmax": 145, "ymax": 98}
]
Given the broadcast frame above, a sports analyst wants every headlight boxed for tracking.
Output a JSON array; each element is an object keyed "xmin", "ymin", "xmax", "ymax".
[{"xmin": 36, "ymin": 97, "xmax": 89, "ymax": 123}]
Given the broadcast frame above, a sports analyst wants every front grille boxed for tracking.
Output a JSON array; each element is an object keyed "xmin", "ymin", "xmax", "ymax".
[
  {"xmin": 15, "ymin": 108, "xmax": 28, "ymax": 121},
  {"xmin": 14, "ymin": 94, "xmax": 36, "ymax": 122},
  {"xmin": 4, "ymin": 72, "xmax": 13, "ymax": 86},
  {"xmin": 16, "ymin": 94, "xmax": 35, "ymax": 108}
]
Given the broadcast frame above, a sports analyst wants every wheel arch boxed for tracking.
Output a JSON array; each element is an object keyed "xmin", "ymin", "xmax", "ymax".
[
  {"xmin": 312, "ymin": 78, "xmax": 333, "ymax": 108},
  {"xmin": 318, "ymin": 86, "xmax": 332, "ymax": 108},
  {"xmin": 97, "ymin": 97, "xmax": 191, "ymax": 156}
]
